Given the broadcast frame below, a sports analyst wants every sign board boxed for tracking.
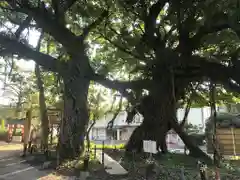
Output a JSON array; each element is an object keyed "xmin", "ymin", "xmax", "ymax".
[
  {"xmin": 143, "ymin": 140, "xmax": 157, "ymax": 154},
  {"xmin": 47, "ymin": 108, "xmax": 62, "ymax": 124}
]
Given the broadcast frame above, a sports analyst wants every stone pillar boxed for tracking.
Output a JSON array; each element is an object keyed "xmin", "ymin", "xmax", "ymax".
[{"xmin": 117, "ymin": 129, "xmax": 120, "ymax": 140}]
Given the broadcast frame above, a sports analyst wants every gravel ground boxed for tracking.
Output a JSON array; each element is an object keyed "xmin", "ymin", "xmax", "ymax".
[{"xmin": 104, "ymin": 150, "xmax": 240, "ymax": 180}]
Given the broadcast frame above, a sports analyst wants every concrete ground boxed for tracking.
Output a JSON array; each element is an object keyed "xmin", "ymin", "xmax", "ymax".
[{"xmin": 0, "ymin": 142, "xmax": 53, "ymax": 180}]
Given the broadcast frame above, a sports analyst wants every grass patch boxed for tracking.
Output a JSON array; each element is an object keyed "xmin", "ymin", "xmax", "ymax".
[
  {"xmin": 47, "ymin": 138, "xmax": 125, "ymax": 150},
  {"xmin": 87, "ymin": 142, "xmax": 125, "ymax": 150},
  {"xmin": 0, "ymin": 128, "xmax": 7, "ymax": 141},
  {"xmin": 0, "ymin": 128, "xmax": 7, "ymax": 134}
]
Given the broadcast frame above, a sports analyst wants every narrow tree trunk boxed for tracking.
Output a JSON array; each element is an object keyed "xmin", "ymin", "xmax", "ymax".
[
  {"xmin": 35, "ymin": 64, "xmax": 49, "ymax": 152},
  {"xmin": 155, "ymin": 68, "xmax": 211, "ymax": 161},
  {"xmin": 22, "ymin": 108, "xmax": 32, "ymax": 156},
  {"xmin": 170, "ymin": 119, "xmax": 210, "ymax": 160},
  {"xmin": 58, "ymin": 76, "xmax": 90, "ymax": 160}
]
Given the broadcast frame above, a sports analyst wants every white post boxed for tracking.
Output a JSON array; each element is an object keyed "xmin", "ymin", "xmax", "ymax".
[{"xmin": 117, "ymin": 129, "xmax": 120, "ymax": 140}]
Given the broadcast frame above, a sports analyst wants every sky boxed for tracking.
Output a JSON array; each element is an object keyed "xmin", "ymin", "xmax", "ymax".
[
  {"xmin": 0, "ymin": 28, "xmax": 40, "ymax": 105},
  {"xmin": 0, "ymin": 26, "xmax": 112, "ymax": 106}
]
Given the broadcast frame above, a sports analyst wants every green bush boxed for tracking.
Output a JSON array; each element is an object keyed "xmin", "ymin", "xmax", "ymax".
[
  {"xmin": 0, "ymin": 128, "xmax": 7, "ymax": 134},
  {"xmin": 13, "ymin": 129, "xmax": 22, "ymax": 136},
  {"xmin": 0, "ymin": 128, "xmax": 7, "ymax": 141}
]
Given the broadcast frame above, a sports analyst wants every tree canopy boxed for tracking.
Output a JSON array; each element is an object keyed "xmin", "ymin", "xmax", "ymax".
[
  {"xmin": 0, "ymin": 1, "xmax": 240, "ymax": 102},
  {"xmin": 1, "ymin": 0, "xmax": 240, "ymax": 159}
]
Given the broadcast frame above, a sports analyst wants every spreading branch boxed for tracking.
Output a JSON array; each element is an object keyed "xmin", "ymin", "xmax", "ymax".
[
  {"xmin": 80, "ymin": 10, "xmax": 109, "ymax": 39},
  {"xmin": 5, "ymin": 2, "xmax": 84, "ymax": 55},
  {"xmin": 180, "ymin": 83, "xmax": 200, "ymax": 127},
  {"xmin": 15, "ymin": 15, "xmax": 32, "ymax": 39},
  {"xmin": 190, "ymin": 23, "xmax": 230, "ymax": 50},
  {"xmin": 186, "ymin": 56, "xmax": 240, "ymax": 94},
  {"xmin": 101, "ymin": 31, "xmax": 146, "ymax": 61},
  {"xmin": 61, "ymin": 0, "xmax": 78, "ymax": 13},
  {"xmin": 0, "ymin": 34, "xmax": 62, "ymax": 72},
  {"xmin": 92, "ymin": 73, "xmax": 146, "ymax": 104},
  {"xmin": 92, "ymin": 73, "xmax": 151, "ymax": 91},
  {"xmin": 107, "ymin": 95, "xmax": 123, "ymax": 129},
  {"xmin": 144, "ymin": 0, "xmax": 168, "ymax": 44}
]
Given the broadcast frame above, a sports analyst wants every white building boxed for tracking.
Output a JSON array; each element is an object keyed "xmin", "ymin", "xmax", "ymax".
[
  {"xmin": 90, "ymin": 107, "xmax": 212, "ymax": 141},
  {"xmin": 90, "ymin": 111, "xmax": 143, "ymax": 141}
]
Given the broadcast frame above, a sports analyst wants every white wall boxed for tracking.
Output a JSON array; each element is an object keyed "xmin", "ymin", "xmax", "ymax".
[
  {"xmin": 90, "ymin": 107, "xmax": 212, "ymax": 140},
  {"xmin": 177, "ymin": 107, "xmax": 211, "ymax": 128},
  {"xmin": 91, "ymin": 128, "xmax": 107, "ymax": 140},
  {"xmin": 121, "ymin": 127, "xmax": 136, "ymax": 140}
]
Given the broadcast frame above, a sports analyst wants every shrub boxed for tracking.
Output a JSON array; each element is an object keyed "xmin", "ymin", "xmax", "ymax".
[{"xmin": 0, "ymin": 128, "xmax": 7, "ymax": 141}]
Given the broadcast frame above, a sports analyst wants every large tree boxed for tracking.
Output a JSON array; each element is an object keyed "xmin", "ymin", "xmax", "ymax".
[
  {"xmin": 1, "ymin": 0, "xmax": 240, "ymax": 161},
  {"xmin": 0, "ymin": 0, "xmax": 109, "ymax": 160},
  {"xmin": 91, "ymin": 0, "xmax": 240, "ymax": 158}
]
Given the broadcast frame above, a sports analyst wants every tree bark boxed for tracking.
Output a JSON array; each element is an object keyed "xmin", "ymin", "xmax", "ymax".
[
  {"xmin": 170, "ymin": 119, "xmax": 210, "ymax": 159},
  {"xmin": 125, "ymin": 95, "xmax": 170, "ymax": 153},
  {"xmin": 22, "ymin": 108, "xmax": 32, "ymax": 156},
  {"xmin": 35, "ymin": 64, "xmax": 49, "ymax": 153},
  {"xmin": 58, "ymin": 75, "xmax": 90, "ymax": 160},
  {"xmin": 126, "ymin": 67, "xmax": 210, "ymax": 160},
  {"xmin": 125, "ymin": 121, "xmax": 167, "ymax": 153}
]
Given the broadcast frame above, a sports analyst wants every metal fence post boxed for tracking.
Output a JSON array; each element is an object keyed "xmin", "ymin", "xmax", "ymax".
[
  {"xmin": 102, "ymin": 141, "xmax": 104, "ymax": 165},
  {"xmin": 180, "ymin": 167, "xmax": 186, "ymax": 180},
  {"xmin": 94, "ymin": 145, "xmax": 97, "ymax": 159}
]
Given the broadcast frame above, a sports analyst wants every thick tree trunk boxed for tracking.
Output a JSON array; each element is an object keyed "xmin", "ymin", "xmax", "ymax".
[
  {"xmin": 58, "ymin": 75, "xmax": 90, "ymax": 160},
  {"xmin": 125, "ymin": 94, "xmax": 170, "ymax": 153},
  {"xmin": 35, "ymin": 64, "xmax": 49, "ymax": 152},
  {"xmin": 126, "ymin": 67, "xmax": 210, "ymax": 160},
  {"xmin": 126, "ymin": 121, "xmax": 168, "ymax": 153}
]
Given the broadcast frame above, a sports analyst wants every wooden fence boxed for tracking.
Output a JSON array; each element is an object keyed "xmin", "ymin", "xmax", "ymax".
[{"xmin": 207, "ymin": 128, "xmax": 240, "ymax": 155}]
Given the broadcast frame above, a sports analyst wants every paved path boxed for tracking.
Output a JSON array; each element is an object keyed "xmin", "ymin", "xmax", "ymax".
[
  {"xmin": 0, "ymin": 155, "xmax": 53, "ymax": 180},
  {"xmin": 96, "ymin": 150, "xmax": 127, "ymax": 175},
  {"xmin": 0, "ymin": 143, "xmax": 53, "ymax": 180}
]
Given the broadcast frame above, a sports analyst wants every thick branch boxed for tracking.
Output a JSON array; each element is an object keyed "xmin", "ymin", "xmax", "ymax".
[
  {"xmin": 15, "ymin": 15, "xmax": 32, "ymax": 39},
  {"xmin": 62, "ymin": 0, "xmax": 78, "ymax": 12},
  {"xmin": 190, "ymin": 23, "xmax": 230, "ymax": 50},
  {"xmin": 144, "ymin": 0, "xmax": 168, "ymax": 41},
  {"xmin": 92, "ymin": 73, "xmax": 150, "ymax": 104},
  {"xmin": 102, "ymin": 32, "xmax": 146, "ymax": 61},
  {"xmin": 81, "ymin": 10, "xmax": 109, "ymax": 39},
  {"xmin": 9, "ymin": 3, "xmax": 84, "ymax": 55},
  {"xmin": 180, "ymin": 83, "xmax": 200, "ymax": 127},
  {"xmin": 0, "ymin": 34, "xmax": 62, "ymax": 72},
  {"xmin": 92, "ymin": 73, "xmax": 151, "ymax": 91},
  {"xmin": 107, "ymin": 96, "xmax": 123, "ymax": 129},
  {"xmin": 186, "ymin": 56, "xmax": 240, "ymax": 94},
  {"xmin": 225, "ymin": 80, "xmax": 240, "ymax": 94}
]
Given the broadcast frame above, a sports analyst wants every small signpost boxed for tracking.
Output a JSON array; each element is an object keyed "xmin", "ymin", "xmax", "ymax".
[
  {"xmin": 143, "ymin": 140, "xmax": 157, "ymax": 154},
  {"xmin": 143, "ymin": 140, "xmax": 157, "ymax": 180}
]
